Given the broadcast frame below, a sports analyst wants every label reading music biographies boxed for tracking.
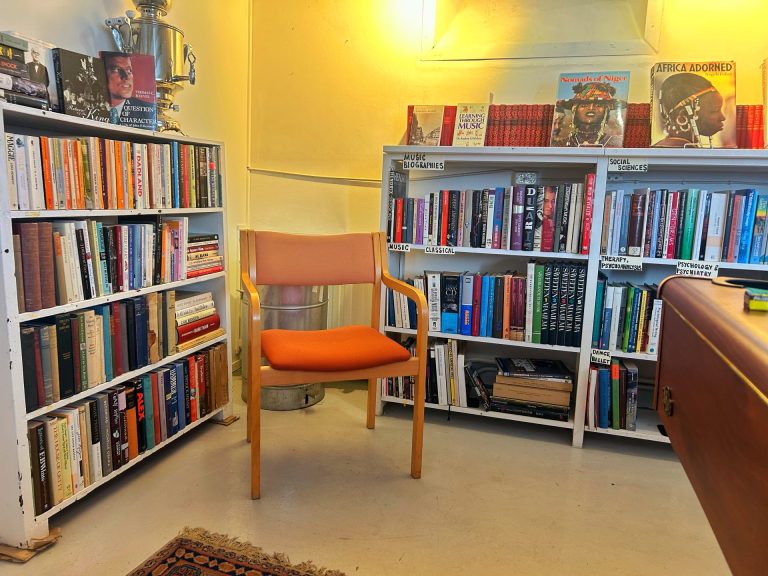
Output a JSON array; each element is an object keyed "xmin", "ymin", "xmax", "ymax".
[
  {"xmin": 607, "ymin": 157, "xmax": 649, "ymax": 172},
  {"xmin": 388, "ymin": 243, "xmax": 411, "ymax": 252},
  {"xmin": 600, "ymin": 255, "xmax": 643, "ymax": 271},
  {"xmin": 675, "ymin": 260, "xmax": 719, "ymax": 278},
  {"xmin": 424, "ymin": 246, "xmax": 455, "ymax": 255},
  {"xmin": 590, "ymin": 348, "xmax": 612, "ymax": 366},
  {"xmin": 402, "ymin": 153, "xmax": 445, "ymax": 171}
]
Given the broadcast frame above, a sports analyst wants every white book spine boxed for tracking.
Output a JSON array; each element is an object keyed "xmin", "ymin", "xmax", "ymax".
[
  {"xmin": 456, "ymin": 352, "xmax": 467, "ymax": 408},
  {"xmin": 90, "ymin": 439, "xmax": 103, "ymax": 483},
  {"xmin": 175, "ymin": 291, "xmax": 214, "ymax": 312},
  {"xmin": 605, "ymin": 191, "xmax": 616, "ymax": 255},
  {"xmin": 588, "ymin": 366, "xmax": 597, "ymax": 430},
  {"xmin": 13, "ymin": 135, "xmax": 30, "ymax": 210},
  {"xmin": 608, "ymin": 286, "xmax": 623, "ymax": 351},
  {"xmin": 637, "ymin": 190, "xmax": 649, "ymax": 258},
  {"xmin": 422, "ymin": 193, "xmax": 430, "ymax": 246},
  {"xmin": 456, "ymin": 190, "xmax": 466, "ymax": 247},
  {"xmin": 484, "ymin": 191, "xmax": 496, "ymax": 248},
  {"xmin": 392, "ymin": 288, "xmax": 403, "ymax": 328},
  {"xmin": 121, "ymin": 224, "xmax": 129, "ymax": 291},
  {"xmin": 611, "ymin": 189, "xmax": 625, "ymax": 256},
  {"xmin": 647, "ymin": 299, "xmax": 663, "ymax": 355},
  {"xmin": 463, "ymin": 190, "xmax": 474, "ymax": 247},
  {"xmin": 425, "ymin": 271, "xmax": 441, "ymax": 331},
  {"xmin": 525, "ymin": 261, "xmax": 535, "ymax": 342},
  {"xmin": 705, "ymin": 192, "xmax": 726, "ymax": 261},
  {"xmin": 434, "ymin": 343, "xmax": 447, "ymax": 406},
  {"xmin": 65, "ymin": 222, "xmax": 84, "ymax": 301},
  {"xmin": 5, "ymin": 134, "xmax": 18, "ymax": 209},
  {"xmin": 177, "ymin": 307, "xmax": 216, "ymax": 326},
  {"xmin": 26, "ymin": 136, "xmax": 45, "ymax": 210}
]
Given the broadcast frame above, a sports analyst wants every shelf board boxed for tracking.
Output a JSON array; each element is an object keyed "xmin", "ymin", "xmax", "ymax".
[
  {"xmin": 586, "ymin": 409, "xmax": 670, "ymax": 443},
  {"xmin": 34, "ymin": 406, "xmax": 224, "ymax": 522},
  {"xmin": 623, "ymin": 257, "xmax": 767, "ymax": 271},
  {"xmin": 385, "ymin": 326, "xmax": 580, "ymax": 352},
  {"xmin": 394, "ymin": 244, "xmax": 589, "ymax": 260},
  {"xmin": 382, "ymin": 396, "xmax": 574, "ymax": 429},
  {"xmin": 610, "ymin": 351, "xmax": 657, "ymax": 361},
  {"xmin": 2, "ymin": 102, "xmax": 223, "ymax": 146},
  {"xmin": 10, "ymin": 208, "xmax": 223, "ymax": 219},
  {"xmin": 18, "ymin": 272, "xmax": 225, "ymax": 323},
  {"xmin": 26, "ymin": 332, "xmax": 228, "ymax": 421}
]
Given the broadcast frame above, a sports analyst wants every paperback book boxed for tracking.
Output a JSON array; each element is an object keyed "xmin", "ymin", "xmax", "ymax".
[
  {"xmin": 52, "ymin": 48, "xmax": 110, "ymax": 122},
  {"xmin": 651, "ymin": 61, "xmax": 736, "ymax": 148},
  {"xmin": 100, "ymin": 52, "xmax": 157, "ymax": 131},
  {"xmin": 452, "ymin": 103, "xmax": 489, "ymax": 147},
  {"xmin": 550, "ymin": 71, "xmax": 630, "ymax": 148}
]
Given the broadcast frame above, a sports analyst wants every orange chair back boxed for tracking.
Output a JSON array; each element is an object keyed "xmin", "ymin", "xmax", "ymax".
[{"xmin": 248, "ymin": 231, "xmax": 380, "ymax": 286}]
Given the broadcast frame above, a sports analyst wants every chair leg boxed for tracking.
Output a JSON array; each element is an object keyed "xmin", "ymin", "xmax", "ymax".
[
  {"xmin": 250, "ymin": 371, "xmax": 261, "ymax": 499},
  {"xmin": 366, "ymin": 377, "xmax": 377, "ymax": 429},
  {"xmin": 411, "ymin": 369, "xmax": 425, "ymax": 479}
]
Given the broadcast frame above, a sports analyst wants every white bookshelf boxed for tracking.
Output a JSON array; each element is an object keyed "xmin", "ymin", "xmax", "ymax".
[
  {"xmin": 378, "ymin": 145, "xmax": 768, "ymax": 450},
  {"xmin": 0, "ymin": 102, "xmax": 233, "ymax": 548}
]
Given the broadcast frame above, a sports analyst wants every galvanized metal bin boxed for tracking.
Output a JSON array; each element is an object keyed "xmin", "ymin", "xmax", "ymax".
[{"xmin": 240, "ymin": 285, "xmax": 328, "ymax": 410}]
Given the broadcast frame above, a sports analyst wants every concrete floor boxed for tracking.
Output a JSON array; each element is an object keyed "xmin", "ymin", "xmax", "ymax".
[{"xmin": 0, "ymin": 378, "xmax": 729, "ymax": 576}]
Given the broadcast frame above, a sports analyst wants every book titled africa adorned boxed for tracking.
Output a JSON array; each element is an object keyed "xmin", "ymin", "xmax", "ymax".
[
  {"xmin": 650, "ymin": 61, "xmax": 736, "ymax": 148},
  {"xmin": 550, "ymin": 71, "xmax": 630, "ymax": 148}
]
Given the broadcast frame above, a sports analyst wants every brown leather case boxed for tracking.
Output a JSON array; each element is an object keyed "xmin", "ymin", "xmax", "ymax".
[{"xmin": 655, "ymin": 276, "xmax": 768, "ymax": 576}]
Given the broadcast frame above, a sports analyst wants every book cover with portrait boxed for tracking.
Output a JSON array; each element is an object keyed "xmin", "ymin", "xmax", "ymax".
[
  {"xmin": 1, "ymin": 31, "xmax": 61, "ymax": 111},
  {"xmin": 550, "ymin": 71, "xmax": 630, "ymax": 148},
  {"xmin": 100, "ymin": 51, "xmax": 157, "ymax": 131},
  {"xmin": 650, "ymin": 61, "xmax": 736, "ymax": 148},
  {"xmin": 51, "ymin": 48, "xmax": 110, "ymax": 122}
]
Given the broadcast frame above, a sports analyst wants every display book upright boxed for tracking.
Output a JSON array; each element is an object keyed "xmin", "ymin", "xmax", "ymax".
[
  {"xmin": 377, "ymin": 145, "xmax": 768, "ymax": 449},
  {"xmin": 0, "ymin": 101, "xmax": 233, "ymax": 549}
]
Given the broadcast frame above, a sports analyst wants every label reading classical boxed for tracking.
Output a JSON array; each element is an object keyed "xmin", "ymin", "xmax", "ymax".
[
  {"xmin": 402, "ymin": 153, "xmax": 445, "ymax": 171},
  {"xmin": 424, "ymin": 246, "xmax": 455, "ymax": 255}
]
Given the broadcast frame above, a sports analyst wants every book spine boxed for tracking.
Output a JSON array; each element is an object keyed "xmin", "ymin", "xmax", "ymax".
[
  {"xmin": 522, "ymin": 186, "xmax": 537, "ymax": 251},
  {"xmin": 580, "ymin": 173, "xmax": 595, "ymax": 254}
]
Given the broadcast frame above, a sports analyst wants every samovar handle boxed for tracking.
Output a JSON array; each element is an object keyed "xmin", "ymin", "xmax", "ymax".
[{"xmin": 184, "ymin": 43, "xmax": 196, "ymax": 85}]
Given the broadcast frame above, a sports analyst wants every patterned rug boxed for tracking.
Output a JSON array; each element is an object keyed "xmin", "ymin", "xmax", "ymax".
[{"xmin": 127, "ymin": 527, "xmax": 346, "ymax": 576}]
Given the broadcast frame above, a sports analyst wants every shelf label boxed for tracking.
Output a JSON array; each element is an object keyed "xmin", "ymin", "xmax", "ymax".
[
  {"xmin": 608, "ymin": 157, "xmax": 648, "ymax": 172},
  {"xmin": 675, "ymin": 260, "xmax": 719, "ymax": 278},
  {"xmin": 600, "ymin": 255, "xmax": 643, "ymax": 271},
  {"xmin": 388, "ymin": 243, "xmax": 411, "ymax": 252},
  {"xmin": 424, "ymin": 245, "xmax": 455, "ymax": 255},
  {"xmin": 402, "ymin": 153, "xmax": 445, "ymax": 171},
  {"xmin": 24, "ymin": 211, "xmax": 41, "ymax": 217},
  {"xmin": 590, "ymin": 348, "xmax": 612, "ymax": 365}
]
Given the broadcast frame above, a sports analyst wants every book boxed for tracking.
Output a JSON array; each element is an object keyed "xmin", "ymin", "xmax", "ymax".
[
  {"xmin": 100, "ymin": 52, "xmax": 156, "ymax": 130},
  {"xmin": 651, "ymin": 61, "xmax": 736, "ymax": 148},
  {"xmin": 1, "ymin": 32, "xmax": 59, "ymax": 110},
  {"xmin": 495, "ymin": 357, "xmax": 572, "ymax": 381},
  {"xmin": 452, "ymin": 103, "xmax": 489, "ymax": 147},
  {"xmin": 406, "ymin": 105, "xmax": 445, "ymax": 146},
  {"xmin": 550, "ymin": 71, "xmax": 630, "ymax": 147},
  {"xmin": 51, "ymin": 48, "xmax": 110, "ymax": 122}
]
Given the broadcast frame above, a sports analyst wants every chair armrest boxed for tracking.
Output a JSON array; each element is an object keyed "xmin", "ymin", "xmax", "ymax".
[
  {"xmin": 381, "ymin": 271, "xmax": 429, "ymax": 336},
  {"xmin": 241, "ymin": 272, "xmax": 262, "ymax": 331}
]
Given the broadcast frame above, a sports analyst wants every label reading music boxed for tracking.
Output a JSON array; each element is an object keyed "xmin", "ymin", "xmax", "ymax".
[
  {"xmin": 607, "ymin": 157, "xmax": 649, "ymax": 172},
  {"xmin": 675, "ymin": 260, "xmax": 719, "ymax": 278},
  {"xmin": 388, "ymin": 243, "xmax": 411, "ymax": 252},
  {"xmin": 600, "ymin": 255, "xmax": 643, "ymax": 271},
  {"xmin": 424, "ymin": 246, "xmax": 455, "ymax": 255},
  {"xmin": 402, "ymin": 153, "xmax": 445, "ymax": 171}
]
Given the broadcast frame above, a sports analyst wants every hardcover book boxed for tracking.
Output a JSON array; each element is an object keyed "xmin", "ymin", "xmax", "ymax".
[
  {"xmin": 452, "ymin": 103, "xmax": 489, "ymax": 147},
  {"xmin": 550, "ymin": 71, "xmax": 630, "ymax": 147},
  {"xmin": 406, "ymin": 105, "xmax": 444, "ymax": 146},
  {"xmin": 651, "ymin": 61, "xmax": 736, "ymax": 148},
  {"xmin": 100, "ymin": 52, "xmax": 157, "ymax": 131},
  {"xmin": 51, "ymin": 48, "xmax": 110, "ymax": 122},
  {"xmin": 1, "ymin": 31, "xmax": 59, "ymax": 110}
]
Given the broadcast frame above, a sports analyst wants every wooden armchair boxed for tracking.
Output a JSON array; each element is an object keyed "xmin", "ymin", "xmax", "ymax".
[{"xmin": 239, "ymin": 230, "xmax": 428, "ymax": 499}]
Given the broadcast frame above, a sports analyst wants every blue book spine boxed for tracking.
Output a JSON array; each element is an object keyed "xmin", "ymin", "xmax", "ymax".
[
  {"xmin": 598, "ymin": 287, "xmax": 613, "ymax": 351},
  {"xmin": 738, "ymin": 189, "xmax": 758, "ymax": 263},
  {"xmin": 166, "ymin": 369, "xmax": 179, "ymax": 436},
  {"xmin": 493, "ymin": 186, "xmax": 505, "ymax": 247},
  {"xmin": 406, "ymin": 279, "xmax": 416, "ymax": 328},
  {"xmin": 598, "ymin": 367, "xmax": 611, "ymax": 428},
  {"xmin": 175, "ymin": 362, "xmax": 186, "ymax": 430},
  {"xmin": 171, "ymin": 141, "xmax": 180, "ymax": 208},
  {"xmin": 99, "ymin": 305, "xmax": 113, "ymax": 382},
  {"xmin": 479, "ymin": 274, "xmax": 490, "ymax": 337},
  {"xmin": 750, "ymin": 194, "xmax": 768, "ymax": 263},
  {"xmin": 142, "ymin": 375, "xmax": 155, "ymax": 449},
  {"xmin": 387, "ymin": 288, "xmax": 395, "ymax": 327},
  {"xmin": 627, "ymin": 288, "xmax": 642, "ymax": 353},
  {"xmin": 618, "ymin": 194, "xmax": 632, "ymax": 255},
  {"xmin": 486, "ymin": 278, "xmax": 496, "ymax": 338},
  {"xmin": 591, "ymin": 278, "xmax": 605, "ymax": 347},
  {"xmin": 649, "ymin": 192, "xmax": 661, "ymax": 258}
]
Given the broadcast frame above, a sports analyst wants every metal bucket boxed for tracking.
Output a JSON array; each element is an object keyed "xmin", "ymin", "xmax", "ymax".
[{"xmin": 241, "ymin": 285, "xmax": 328, "ymax": 409}]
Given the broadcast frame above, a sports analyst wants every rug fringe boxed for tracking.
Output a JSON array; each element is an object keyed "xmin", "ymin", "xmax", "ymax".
[{"xmin": 179, "ymin": 527, "xmax": 347, "ymax": 576}]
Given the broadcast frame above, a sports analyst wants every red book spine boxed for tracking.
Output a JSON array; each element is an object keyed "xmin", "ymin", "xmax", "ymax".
[
  {"xmin": 405, "ymin": 105, "xmax": 414, "ymax": 144},
  {"xmin": 187, "ymin": 356, "xmax": 197, "ymax": 422},
  {"xmin": 580, "ymin": 173, "xmax": 596, "ymax": 254},
  {"xmin": 440, "ymin": 190, "xmax": 449, "ymax": 245},
  {"xmin": 440, "ymin": 106, "xmax": 456, "ymax": 146},
  {"xmin": 541, "ymin": 186, "xmax": 556, "ymax": 252},
  {"xmin": 150, "ymin": 371, "xmax": 161, "ymax": 441},
  {"xmin": 18, "ymin": 222, "xmax": 42, "ymax": 312},
  {"xmin": 39, "ymin": 136, "xmax": 55, "ymax": 209},
  {"xmin": 394, "ymin": 197, "xmax": 403, "ymax": 243},
  {"xmin": 186, "ymin": 265, "xmax": 224, "ymax": 278},
  {"xmin": 177, "ymin": 314, "xmax": 221, "ymax": 343},
  {"xmin": 111, "ymin": 301, "xmax": 123, "ymax": 376},
  {"xmin": 181, "ymin": 145, "xmax": 190, "ymax": 208},
  {"xmin": 470, "ymin": 273, "xmax": 482, "ymax": 337},
  {"xmin": 666, "ymin": 192, "xmax": 680, "ymax": 258}
]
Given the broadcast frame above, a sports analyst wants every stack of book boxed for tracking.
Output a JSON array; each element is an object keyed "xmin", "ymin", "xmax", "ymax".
[
  {"xmin": 600, "ymin": 187, "xmax": 768, "ymax": 264},
  {"xmin": 592, "ymin": 280, "xmax": 662, "ymax": 355},
  {"xmin": 0, "ymin": 33, "xmax": 50, "ymax": 110},
  {"xmin": 186, "ymin": 233, "xmax": 223, "ymax": 278},
  {"xmin": 485, "ymin": 104, "xmax": 555, "ymax": 147},
  {"xmin": 490, "ymin": 358, "xmax": 573, "ymax": 422},
  {"xmin": 12, "ymin": 217, "xmax": 192, "ymax": 312},
  {"xmin": 623, "ymin": 103, "xmax": 651, "ymax": 148},
  {"xmin": 587, "ymin": 359, "xmax": 639, "ymax": 431},
  {"xmin": 26, "ymin": 341, "xmax": 228, "ymax": 514},
  {"xmin": 388, "ymin": 263, "xmax": 589, "ymax": 347},
  {"xmin": 21, "ymin": 291, "xmax": 179, "ymax": 412},
  {"xmin": 736, "ymin": 104, "xmax": 764, "ymax": 149},
  {"xmin": 174, "ymin": 290, "xmax": 223, "ymax": 351},
  {"xmin": 4, "ymin": 133, "xmax": 222, "ymax": 211},
  {"xmin": 388, "ymin": 176, "xmax": 596, "ymax": 256}
]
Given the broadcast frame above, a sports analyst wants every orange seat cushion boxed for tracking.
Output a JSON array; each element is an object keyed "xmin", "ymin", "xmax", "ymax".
[{"xmin": 261, "ymin": 325, "xmax": 411, "ymax": 371}]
